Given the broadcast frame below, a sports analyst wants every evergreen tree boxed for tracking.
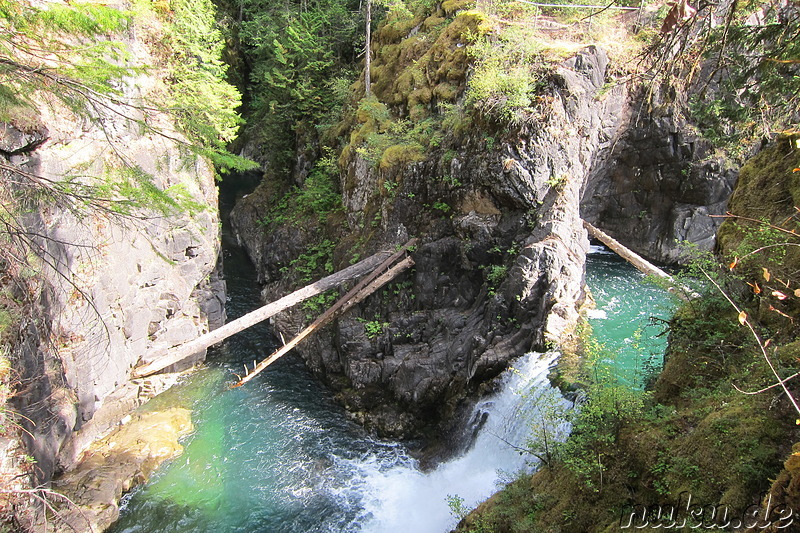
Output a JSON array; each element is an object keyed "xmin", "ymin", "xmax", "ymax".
[{"xmin": 235, "ymin": 0, "xmax": 362, "ymax": 172}]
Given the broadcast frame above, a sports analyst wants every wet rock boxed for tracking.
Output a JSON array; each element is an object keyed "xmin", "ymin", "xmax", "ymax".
[{"xmin": 51, "ymin": 408, "xmax": 193, "ymax": 533}]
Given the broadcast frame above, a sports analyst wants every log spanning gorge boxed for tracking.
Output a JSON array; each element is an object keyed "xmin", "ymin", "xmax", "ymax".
[{"xmin": 109, "ymin": 186, "xmax": 675, "ymax": 532}]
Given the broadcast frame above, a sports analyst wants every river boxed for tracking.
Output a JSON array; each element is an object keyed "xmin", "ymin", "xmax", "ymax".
[{"xmin": 110, "ymin": 185, "xmax": 674, "ymax": 533}]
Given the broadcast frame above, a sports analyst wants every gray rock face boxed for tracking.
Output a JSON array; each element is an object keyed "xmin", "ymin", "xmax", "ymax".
[
  {"xmin": 0, "ymin": 122, "xmax": 48, "ymax": 155},
  {"xmin": 232, "ymin": 46, "xmax": 628, "ymax": 440},
  {"xmin": 4, "ymin": 104, "xmax": 224, "ymax": 481},
  {"xmin": 581, "ymin": 89, "xmax": 739, "ymax": 264}
]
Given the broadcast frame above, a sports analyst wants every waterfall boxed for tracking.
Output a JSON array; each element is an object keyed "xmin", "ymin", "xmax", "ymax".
[
  {"xmin": 351, "ymin": 351, "xmax": 569, "ymax": 533},
  {"xmin": 113, "ymin": 247, "xmax": 673, "ymax": 533}
]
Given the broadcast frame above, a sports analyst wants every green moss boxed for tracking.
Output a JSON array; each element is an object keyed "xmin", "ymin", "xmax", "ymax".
[
  {"xmin": 422, "ymin": 14, "xmax": 446, "ymax": 30},
  {"xmin": 433, "ymin": 82, "xmax": 458, "ymax": 101},
  {"xmin": 370, "ymin": 64, "xmax": 387, "ymax": 83},
  {"xmin": 355, "ymin": 97, "xmax": 391, "ymax": 127},
  {"xmin": 441, "ymin": 0, "xmax": 474, "ymax": 16},
  {"xmin": 780, "ymin": 339, "xmax": 800, "ymax": 366},
  {"xmin": 723, "ymin": 135, "xmax": 800, "ymax": 222},
  {"xmin": 408, "ymin": 87, "xmax": 432, "ymax": 107},
  {"xmin": 378, "ymin": 15, "xmax": 424, "ymax": 42},
  {"xmin": 379, "ymin": 43, "xmax": 401, "ymax": 62},
  {"xmin": 408, "ymin": 104, "xmax": 428, "ymax": 121},
  {"xmin": 716, "ymin": 136, "xmax": 800, "ymax": 330},
  {"xmin": 718, "ymin": 136, "xmax": 800, "ymax": 265},
  {"xmin": 378, "ymin": 143, "xmax": 425, "ymax": 170},
  {"xmin": 369, "ymin": 11, "xmax": 491, "ymax": 111}
]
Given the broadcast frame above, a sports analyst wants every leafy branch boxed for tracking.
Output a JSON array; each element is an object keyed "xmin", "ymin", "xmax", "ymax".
[
  {"xmin": 641, "ymin": 0, "xmax": 800, "ymax": 146},
  {"xmin": 701, "ymin": 267, "xmax": 800, "ymax": 419}
]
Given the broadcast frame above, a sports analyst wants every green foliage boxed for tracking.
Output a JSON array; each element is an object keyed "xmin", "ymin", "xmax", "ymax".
[
  {"xmin": 280, "ymin": 240, "xmax": 336, "ymax": 283},
  {"xmin": 657, "ymin": 2, "xmax": 800, "ymax": 145},
  {"xmin": 160, "ymin": 0, "xmax": 251, "ymax": 172},
  {"xmin": 447, "ymin": 494, "xmax": 469, "ymax": 520},
  {"xmin": 302, "ymin": 290, "xmax": 338, "ymax": 320},
  {"xmin": 465, "ymin": 24, "xmax": 547, "ymax": 126},
  {"xmin": 357, "ymin": 315, "xmax": 390, "ymax": 339},
  {"xmin": 481, "ymin": 263, "xmax": 507, "ymax": 295},
  {"xmin": 351, "ymin": 97, "xmax": 445, "ymax": 169},
  {"xmin": 545, "ymin": 173, "xmax": 568, "ymax": 190},
  {"xmin": 558, "ymin": 336, "xmax": 647, "ymax": 491},
  {"xmin": 522, "ymin": 385, "xmax": 571, "ymax": 467},
  {"xmin": 0, "ymin": 0, "xmax": 132, "ymax": 122},
  {"xmin": 236, "ymin": 0, "xmax": 362, "ymax": 172},
  {"xmin": 260, "ymin": 150, "xmax": 343, "ymax": 227},
  {"xmin": 101, "ymin": 165, "xmax": 184, "ymax": 217},
  {"xmin": 0, "ymin": 0, "xmax": 252, "ymax": 223},
  {"xmin": 302, "ymin": 149, "xmax": 344, "ymax": 216},
  {"xmin": 431, "ymin": 201, "xmax": 451, "ymax": 215},
  {"xmin": 485, "ymin": 263, "xmax": 506, "ymax": 283}
]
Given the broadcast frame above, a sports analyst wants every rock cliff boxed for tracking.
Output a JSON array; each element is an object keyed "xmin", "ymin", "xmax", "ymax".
[
  {"xmin": 5, "ymin": 118, "xmax": 224, "ymax": 482},
  {"xmin": 580, "ymin": 89, "xmax": 739, "ymax": 264},
  {"xmin": 232, "ymin": 43, "xmax": 629, "ymax": 441},
  {"xmin": 0, "ymin": 0, "xmax": 228, "ymax": 508},
  {"xmin": 230, "ymin": 1, "xmax": 746, "ymax": 445}
]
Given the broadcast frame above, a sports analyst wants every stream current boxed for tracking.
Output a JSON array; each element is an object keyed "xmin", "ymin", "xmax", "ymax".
[{"xmin": 111, "ymin": 182, "xmax": 674, "ymax": 532}]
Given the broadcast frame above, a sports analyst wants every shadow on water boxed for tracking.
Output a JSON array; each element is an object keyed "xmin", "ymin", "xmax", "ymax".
[{"xmin": 112, "ymin": 172, "xmax": 393, "ymax": 533}]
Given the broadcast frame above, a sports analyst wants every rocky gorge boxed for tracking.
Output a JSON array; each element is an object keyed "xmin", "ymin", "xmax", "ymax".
[
  {"xmin": 1, "ymin": 0, "xmax": 797, "ymax": 531},
  {"xmin": 229, "ymin": 9, "xmax": 738, "ymax": 444}
]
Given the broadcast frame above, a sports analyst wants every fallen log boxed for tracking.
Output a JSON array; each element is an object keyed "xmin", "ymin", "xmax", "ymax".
[
  {"xmin": 583, "ymin": 221, "xmax": 672, "ymax": 280},
  {"xmin": 583, "ymin": 220, "xmax": 695, "ymax": 299},
  {"xmin": 232, "ymin": 254, "xmax": 415, "ymax": 387},
  {"xmin": 132, "ymin": 244, "xmax": 410, "ymax": 378}
]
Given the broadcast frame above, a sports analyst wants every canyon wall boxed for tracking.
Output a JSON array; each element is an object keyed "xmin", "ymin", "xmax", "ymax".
[
  {"xmin": 232, "ymin": 44, "xmax": 630, "ymax": 441},
  {"xmin": 230, "ymin": 6, "xmax": 740, "ymax": 445},
  {"xmin": 0, "ymin": 1, "xmax": 228, "ymax": 500}
]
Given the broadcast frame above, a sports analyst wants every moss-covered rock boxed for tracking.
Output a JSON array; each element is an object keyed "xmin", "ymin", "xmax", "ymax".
[
  {"xmin": 356, "ymin": 10, "xmax": 491, "ymax": 118},
  {"xmin": 717, "ymin": 135, "xmax": 800, "ymax": 333}
]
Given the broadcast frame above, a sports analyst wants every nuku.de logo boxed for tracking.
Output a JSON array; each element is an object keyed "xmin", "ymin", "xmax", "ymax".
[{"xmin": 620, "ymin": 492, "xmax": 794, "ymax": 529}]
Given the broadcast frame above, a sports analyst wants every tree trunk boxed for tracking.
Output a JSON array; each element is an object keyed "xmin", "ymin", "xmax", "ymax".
[
  {"xmin": 365, "ymin": 0, "xmax": 371, "ymax": 96},
  {"xmin": 232, "ymin": 254, "xmax": 415, "ymax": 387},
  {"xmin": 583, "ymin": 220, "xmax": 694, "ymax": 299},
  {"xmin": 132, "ymin": 247, "xmax": 402, "ymax": 378}
]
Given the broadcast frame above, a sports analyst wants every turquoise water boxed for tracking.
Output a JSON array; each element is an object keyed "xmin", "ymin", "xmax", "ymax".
[
  {"xmin": 110, "ymin": 236, "xmax": 674, "ymax": 533},
  {"xmin": 111, "ymin": 177, "xmax": 410, "ymax": 533},
  {"xmin": 585, "ymin": 245, "xmax": 676, "ymax": 386}
]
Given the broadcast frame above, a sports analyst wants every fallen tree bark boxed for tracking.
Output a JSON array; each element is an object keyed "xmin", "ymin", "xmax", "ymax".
[
  {"xmin": 232, "ymin": 254, "xmax": 415, "ymax": 387},
  {"xmin": 583, "ymin": 220, "xmax": 672, "ymax": 280},
  {"xmin": 583, "ymin": 220, "xmax": 694, "ymax": 299},
  {"xmin": 132, "ymin": 247, "xmax": 402, "ymax": 378}
]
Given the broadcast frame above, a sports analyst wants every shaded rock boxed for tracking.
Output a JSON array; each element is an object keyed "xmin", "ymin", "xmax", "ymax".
[
  {"xmin": 232, "ymin": 45, "xmax": 623, "ymax": 442},
  {"xmin": 0, "ymin": 122, "xmax": 48, "ymax": 155},
  {"xmin": 581, "ymin": 88, "xmax": 739, "ymax": 264}
]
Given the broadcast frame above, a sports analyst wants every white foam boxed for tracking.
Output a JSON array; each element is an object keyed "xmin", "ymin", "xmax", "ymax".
[
  {"xmin": 349, "ymin": 351, "xmax": 570, "ymax": 533},
  {"xmin": 588, "ymin": 244, "xmax": 614, "ymax": 255},
  {"xmin": 586, "ymin": 308, "xmax": 608, "ymax": 319}
]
